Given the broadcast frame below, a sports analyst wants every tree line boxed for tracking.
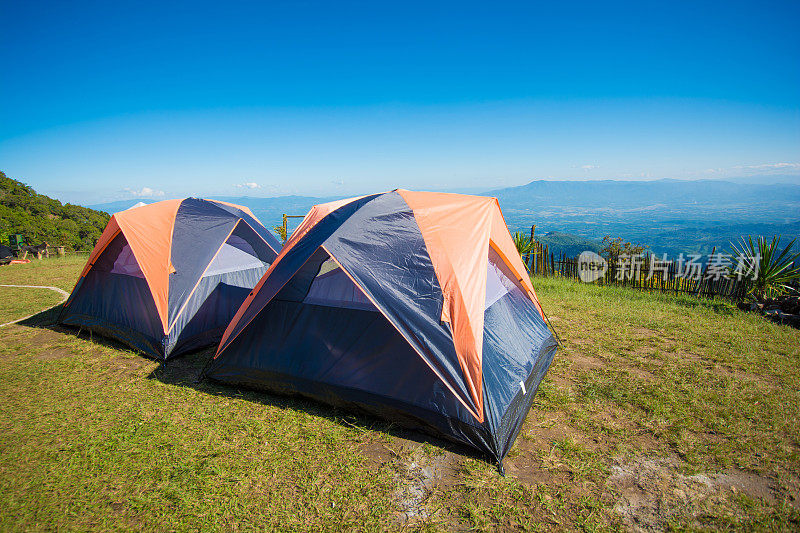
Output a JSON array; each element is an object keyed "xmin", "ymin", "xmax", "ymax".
[{"xmin": 0, "ymin": 171, "xmax": 110, "ymax": 251}]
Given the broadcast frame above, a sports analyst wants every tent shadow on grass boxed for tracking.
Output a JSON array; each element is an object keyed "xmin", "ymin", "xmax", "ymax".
[
  {"xmin": 147, "ymin": 347, "xmax": 488, "ymax": 462},
  {"xmin": 16, "ymin": 304, "xmax": 158, "ymax": 355},
  {"xmin": 16, "ymin": 307, "xmax": 486, "ymax": 462},
  {"xmin": 16, "ymin": 304, "xmax": 64, "ymax": 328}
]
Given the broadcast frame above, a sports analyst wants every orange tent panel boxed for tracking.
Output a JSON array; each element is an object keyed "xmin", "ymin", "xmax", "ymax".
[
  {"xmin": 114, "ymin": 199, "xmax": 183, "ymax": 332},
  {"xmin": 397, "ymin": 190, "xmax": 498, "ymax": 422}
]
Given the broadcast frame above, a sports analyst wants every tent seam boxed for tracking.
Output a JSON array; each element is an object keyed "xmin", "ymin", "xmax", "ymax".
[
  {"xmin": 165, "ymin": 221, "xmax": 239, "ymax": 334},
  {"xmin": 62, "ymin": 226, "xmax": 122, "ymax": 309},
  {"xmin": 320, "ymin": 244, "xmax": 484, "ymax": 423},
  {"xmin": 215, "ymin": 194, "xmax": 383, "ymax": 358}
]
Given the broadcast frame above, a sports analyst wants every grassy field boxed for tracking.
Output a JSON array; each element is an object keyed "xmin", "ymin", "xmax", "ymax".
[
  {"xmin": 0, "ymin": 256, "xmax": 798, "ymax": 531},
  {"xmin": 0, "ymin": 254, "xmax": 87, "ymax": 291},
  {"xmin": 0, "ymin": 255, "xmax": 79, "ymax": 324},
  {"xmin": 0, "ymin": 286, "xmax": 64, "ymax": 325}
]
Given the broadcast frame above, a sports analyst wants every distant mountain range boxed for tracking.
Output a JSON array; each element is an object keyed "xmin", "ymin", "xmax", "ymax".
[
  {"xmin": 89, "ymin": 195, "xmax": 330, "ymax": 219},
  {"xmin": 88, "ymin": 179, "xmax": 800, "ymax": 258},
  {"xmin": 486, "ymin": 179, "xmax": 800, "ymax": 216},
  {"xmin": 487, "ymin": 179, "xmax": 800, "ymax": 257}
]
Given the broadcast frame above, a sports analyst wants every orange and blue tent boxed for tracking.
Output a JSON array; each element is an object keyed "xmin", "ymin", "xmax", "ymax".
[
  {"xmin": 204, "ymin": 190, "xmax": 557, "ymax": 467},
  {"xmin": 59, "ymin": 198, "xmax": 280, "ymax": 359}
]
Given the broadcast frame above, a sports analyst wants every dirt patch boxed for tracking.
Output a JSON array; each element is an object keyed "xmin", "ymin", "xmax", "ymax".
[
  {"xmin": 550, "ymin": 375, "xmax": 573, "ymax": 390},
  {"xmin": 675, "ymin": 350, "xmax": 703, "ymax": 364},
  {"xmin": 631, "ymin": 327, "xmax": 659, "ymax": 339},
  {"xmin": 566, "ymin": 336, "xmax": 598, "ymax": 350},
  {"xmin": 22, "ymin": 329, "xmax": 75, "ymax": 361},
  {"xmin": 593, "ymin": 407, "xmax": 661, "ymax": 450},
  {"xmin": 703, "ymin": 471, "xmax": 777, "ymax": 503},
  {"xmin": 523, "ymin": 401, "xmax": 652, "ymax": 454},
  {"xmin": 625, "ymin": 365, "xmax": 656, "ymax": 383},
  {"xmin": 29, "ymin": 329, "xmax": 67, "ymax": 346},
  {"xmin": 360, "ymin": 439, "xmax": 397, "ymax": 467},
  {"xmin": 112, "ymin": 355, "xmax": 153, "ymax": 378},
  {"xmin": 522, "ymin": 415, "xmax": 582, "ymax": 447},
  {"xmin": 77, "ymin": 349, "xmax": 158, "ymax": 383},
  {"xmin": 710, "ymin": 363, "xmax": 777, "ymax": 392},
  {"xmin": 359, "ymin": 435, "xmax": 463, "ymax": 524},
  {"xmin": 607, "ymin": 455, "xmax": 781, "ymax": 531},
  {"xmin": 36, "ymin": 347, "xmax": 72, "ymax": 361},
  {"xmin": 505, "ymin": 437, "xmax": 571, "ymax": 485},
  {"xmin": 571, "ymin": 354, "xmax": 606, "ymax": 371},
  {"xmin": 627, "ymin": 328, "xmax": 679, "ymax": 355},
  {"xmin": 396, "ymin": 458, "xmax": 435, "ymax": 521}
]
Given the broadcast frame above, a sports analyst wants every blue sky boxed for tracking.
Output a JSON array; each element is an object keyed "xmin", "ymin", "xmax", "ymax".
[{"xmin": 1, "ymin": 0, "xmax": 798, "ymax": 204}]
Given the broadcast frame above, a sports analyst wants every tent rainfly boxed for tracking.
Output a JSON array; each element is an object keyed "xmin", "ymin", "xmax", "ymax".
[
  {"xmin": 204, "ymin": 190, "xmax": 557, "ymax": 468},
  {"xmin": 59, "ymin": 198, "xmax": 281, "ymax": 359}
]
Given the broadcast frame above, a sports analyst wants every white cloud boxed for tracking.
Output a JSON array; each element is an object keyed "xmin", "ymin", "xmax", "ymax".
[
  {"xmin": 732, "ymin": 162, "xmax": 800, "ymax": 171},
  {"xmin": 331, "ymin": 178, "xmax": 344, "ymax": 187},
  {"xmin": 234, "ymin": 182, "xmax": 261, "ymax": 189},
  {"xmin": 124, "ymin": 186, "xmax": 165, "ymax": 198},
  {"xmin": 580, "ymin": 164, "xmax": 599, "ymax": 171}
]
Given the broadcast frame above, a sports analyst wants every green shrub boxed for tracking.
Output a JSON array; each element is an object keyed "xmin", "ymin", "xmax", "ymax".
[{"xmin": 729, "ymin": 235, "xmax": 800, "ymax": 299}]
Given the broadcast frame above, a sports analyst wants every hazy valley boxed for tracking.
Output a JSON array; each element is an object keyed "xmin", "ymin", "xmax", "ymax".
[{"xmin": 89, "ymin": 178, "xmax": 800, "ymax": 259}]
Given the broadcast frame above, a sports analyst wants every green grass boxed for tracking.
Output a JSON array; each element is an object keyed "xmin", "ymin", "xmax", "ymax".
[
  {"xmin": 534, "ymin": 278, "xmax": 799, "ymax": 471},
  {"xmin": 0, "ymin": 254, "xmax": 87, "ymax": 291},
  {"xmin": 0, "ymin": 255, "xmax": 80, "ymax": 323},
  {"xmin": 0, "ymin": 339, "xmax": 396, "ymax": 530},
  {"xmin": 0, "ymin": 286, "xmax": 64, "ymax": 324},
  {"xmin": 0, "ymin": 260, "xmax": 798, "ymax": 530}
]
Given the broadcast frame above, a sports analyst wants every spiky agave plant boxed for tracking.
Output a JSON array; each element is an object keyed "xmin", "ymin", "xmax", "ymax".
[
  {"xmin": 513, "ymin": 231, "xmax": 534, "ymax": 257},
  {"xmin": 729, "ymin": 235, "xmax": 800, "ymax": 300}
]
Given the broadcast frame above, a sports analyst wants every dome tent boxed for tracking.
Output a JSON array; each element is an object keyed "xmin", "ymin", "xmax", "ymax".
[
  {"xmin": 204, "ymin": 190, "xmax": 557, "ymax": 467},
  {"xmin": 59, "ymin": 198, "xmax": 281, "ymax": 360}
]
